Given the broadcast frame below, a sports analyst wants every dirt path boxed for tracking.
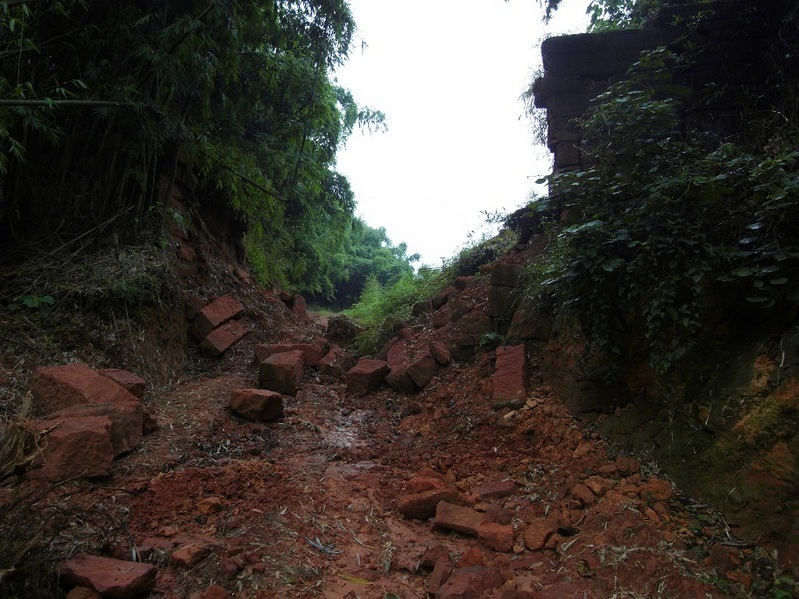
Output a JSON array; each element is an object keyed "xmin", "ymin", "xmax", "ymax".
[
  {"xmin": 53, "ymin": 332, "xmax": 773, "ymax": 599},
  {"xmin": 3, "ymin": 269, "xmax": 785, "ymax": 599}
]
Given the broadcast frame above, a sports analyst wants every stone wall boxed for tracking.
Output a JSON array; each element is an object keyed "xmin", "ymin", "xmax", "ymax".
[{"xmin": 533, "ymin": 0, "xmax": 797, "ymax": 174}]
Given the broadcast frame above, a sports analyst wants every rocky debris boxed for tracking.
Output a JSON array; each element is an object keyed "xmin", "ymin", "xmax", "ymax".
[
  {"xmin": 254, "ymin": 339, "xmax": 329, "ymax": 367},
  {"xmin": 318, "ymin": 344, "xmax": 355, "ymax": 378},
  {"xmin": 190, "ymin": 294, "xmax": 243, "ymax": 341},
  {"xmin": 258, "ymin": 349, "xmax": 305, "ymax": 396},
  {"xmin": 228, "ymin": 388, "xmax": 284, "ymax": 422},
  {"xmin": 436, "ymin": 566, "xmax": 503, "ymax": 599},
  {"xmin": 53, "ymin": 400, "xmax": 144, "ymax": 456},
  {"xmin": 345, "ymin": 358, "xmax": 388, "ymax": 396},
  {"xmin": 385, "ymin": 340, "xmax": 417, "ymax": 394},
  {"xmin": 99, "ymin": 369, "xmax": 147, "ymax": 399},
  {"xmin": 433, "ymin": 501, "xmax": 486, "ymax": 536},
  {"xmin": 33, "ymin": 416, "xmax": 114, "ymax": 481},
  {"xmin": 30, "ymin": 363, "xmax": 142, "ymax": 414},
  {"xmin": 27, "ymin": 363, "xmax": 148, "ymax": 479},
  {"xmin": 58, "ymin": 554, "xmax": 157, "ymax": 599},
  {"xmin": 4, "ymin": 249, "xmax": 791, "ymax": 599},
  {"xmin": 200, "ymin": 320, "xmax": 249, "ymax": 358},
  {"xmin": 492, "ymin": 344, "xmax": 528, "ymax": 410}
]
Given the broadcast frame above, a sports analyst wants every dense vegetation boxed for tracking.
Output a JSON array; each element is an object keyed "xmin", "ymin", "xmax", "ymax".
[
  {"xmin": 522, "ymin": 2, "xmax": 799, "ymax": 378},
  {"xmin": 0, "ymin": 0, "xmax": 420, "ymax": 299}
]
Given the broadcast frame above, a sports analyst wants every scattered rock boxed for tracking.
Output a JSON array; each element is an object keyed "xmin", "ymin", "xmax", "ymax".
[
  {"xmin": 317, "ymin": 344, "xmax": 355, "ymax": 379},
  {"xmin": 478, "ymin": 521, "xmax": 514, "ymax": 553},
  {"xmin": 200, "ymin": 320, "xmax": 249, "ymax": 358},
  {"xmin": 345, "ymin": 359, "xmax": 388, "ymax": 396},
  {"xmin": 570, "ymin": 483, "xmax": 595, "ymax": 506},
  {"xmin": 254, "ymin": 340, "xmax": 328, "ymax": 368},
  {"xmin": 228, "ymin": 388, "xmax": 284, "ymax": 422},
  {"xmin": 190, "ymin": 294, "xmax": 243, "ymax": 341},
  {"xmin": 258, "ymin": 350, "xmax": 305, "ymax": 396},
  {"xmin": 523, "ymin": 513, "xmax": 561, "ymax": 551},
  {"xmin": 58, "ymin": 554, "xmax": 157, "ymax": 599},
  {"xmin": 398, "ymin": 488, "xmax": 460, "ymax": 521},
  {"xmin": 428, "ymin": 558, "xmax": 454, "ymax": 594},
  {"xmin": 492, "ymin": 345, "xmax": 528, "ymax": 410},
  {"xmin": 429, "ymin": 341, "xmax": 452, "ymax": 366},
  {"xmin": 436, "ymin": 566, "xmax": 503, "ymax": 599},
  {"xmin": 433, "ymin": 501, "xmax": 486, "ymax": 536},
  {"xmin": 640, "ymin": 479, "xmax": 673, "ymax": 502},
  {"xmin": 472, "ymin": 479, "xmax": 517, "ymax": 500},
  {"xmin": 406, "ymin": 352, "xmax": 438, "ymax": 389},
  {"xmin": 171, "ymin": 543, "xmax": 211, "ymax": 568},
  {"xmin": 385, "ymin": 341, "xmax": 417, "ymax": 394},
  {"xmin": 455, "ymin": 547, "xmax": 485, "ymax": 568},
  {"xmin": 34, "ymin": 416, "xmax": 114, "ymax": 481}
]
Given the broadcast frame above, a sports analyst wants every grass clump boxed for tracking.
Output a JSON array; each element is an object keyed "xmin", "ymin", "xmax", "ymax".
[{"xmin": 344, "ymin": 229, "xmax": 518, "ymax": 356}]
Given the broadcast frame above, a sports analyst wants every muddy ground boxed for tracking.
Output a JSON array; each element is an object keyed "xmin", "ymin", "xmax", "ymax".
[{"xmin": 2, "ymin": 266, "xmax": 795, "ymax": 599}]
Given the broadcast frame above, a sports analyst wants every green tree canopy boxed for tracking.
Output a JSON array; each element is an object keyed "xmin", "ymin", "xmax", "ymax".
[{"xmin": 0, "ymin": 0, "xmax": 384, "ymax": 295}]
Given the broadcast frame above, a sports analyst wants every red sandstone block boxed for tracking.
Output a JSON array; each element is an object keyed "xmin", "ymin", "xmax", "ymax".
[
  {"xmin": 58, "ymin": 554, "xmax": 157, "ymax": 598},
  {"xmin": 190, "ymin": 294, "xmax": 243, "ymax": 341},
  {"xmin": 491, "ymin": 344, "xmax": 528, "ymax": 410},
  {"xmin": 228, "ymin": 388, "xmax": 284, "ymax": 422},
  {"xmin": 258, "ymin": 350, "xmax": 305, "ymax": 396},
  {"xmin": 200, "ymin": 320, "xmax": 249, "ymax": 358},
  {"xmin": 345, "ymin": 359, "xmax": 388, "ymax": 396},
  {"xmin": 34, "ymin": 416, "xmax": 114, "ymax": 481},
  {"xmin": 30, "ymin": 363, "xmax": 141, "ymax": 415},
  {"xmin": 99, "ymin": 369, "xmax": 147, "ymax": 399}
]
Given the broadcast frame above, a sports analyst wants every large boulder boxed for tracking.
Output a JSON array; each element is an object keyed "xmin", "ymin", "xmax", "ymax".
[
  {"xmin": 30, "ymin": 363, "xmax": 142, "ymax": 415},
  {"xmin": 53, "ymin": 401, "xmax": 143, "ymax": 456},
  {"xmin": 34, "ymin": 416, "xmax": 114, "ymax": 481},
  {"xmin": 345, "ymin": 359, "xmax": 388, "ymax": 396},
  {"xmin": 385, "ymin": 341, "xmax": 417, "ymax": 394},
  {"xmin": 258, "ymin": 350, "xmax": 305, "ymax": 396}
]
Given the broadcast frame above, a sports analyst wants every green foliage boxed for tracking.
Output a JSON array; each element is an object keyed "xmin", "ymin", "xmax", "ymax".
[
  {"xmin": 312, "ymin": 219, "xmax": 419, "ymax": 308},
  {"xmin": 345, "ymin": 270, "xmax": 440, "ymax": 356},
  {"xmin": 440, "ymin": 228, "xmax": 518, "ymax": 280},
  {"xmin": 529, "ymin": 46, "xmax": 799, "ymax": 376},
  {"xmin": 0, "ymin": 0, "xmax": 386, "ymax": 297},
  {"xmin": 10, "ymin": 294, "xmax": 55, "ymax": 311},
  {"xmin": 585, "ymin": 0, "xmax": 664, "ymax": 31},
  {"xmin": 343, "ymin": 227, "xmax": 517, "ymax": 356}
]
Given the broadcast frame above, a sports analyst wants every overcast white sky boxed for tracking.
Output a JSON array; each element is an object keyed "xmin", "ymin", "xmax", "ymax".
[{"xmin": 334, "ymin": 0, "xmax": 590, "ymax": 266}]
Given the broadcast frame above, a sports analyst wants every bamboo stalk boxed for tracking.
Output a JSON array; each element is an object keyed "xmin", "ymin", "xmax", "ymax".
[{"xmin": 0, "ymin": 99, "xmax": 131, "ymax": 108}]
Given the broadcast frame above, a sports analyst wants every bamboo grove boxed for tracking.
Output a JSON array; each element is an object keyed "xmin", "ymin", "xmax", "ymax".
[{"xmin": 0, "ymin": 0, "xmax": 389, "ymax": 296}]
